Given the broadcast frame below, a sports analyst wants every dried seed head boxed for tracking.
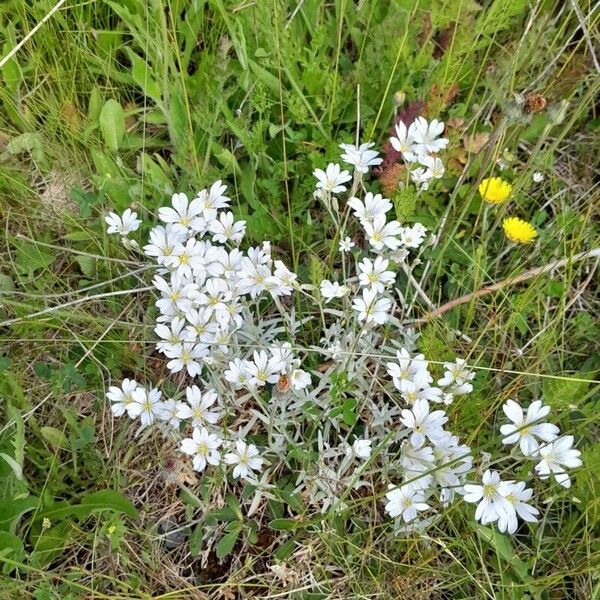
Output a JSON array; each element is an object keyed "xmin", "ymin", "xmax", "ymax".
[
  {"xmin": 524, "ymin": 93, "xmax": 547, "ymax": 114},
  {"xmin": 276, "ymin": 374, "xmax": 292, "ymax": 393}
]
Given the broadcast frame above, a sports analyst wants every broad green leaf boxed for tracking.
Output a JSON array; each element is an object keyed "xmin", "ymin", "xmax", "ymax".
[
  {"xmin": 99, "ymin": 99, "xmax": 125, "ymax": 152},
  {"xmin": 269, "ymin": 518, "xmax": 300, "ymax": 531},
  {"xmin": 0, "ymin": 453, "xmax": 23, "ymax": 481},
  {"xmin": 125, "ymin": 48, "xmax": 162, "ymax": 103},
  {"xmin": 216, "ymin": 524, "xmax": 241, "ymax": 559},
  {"xmin": 0, "ymin": 496, "xmax": 39, "ymax": 532},
  {"xmin": 35, "ymin": 490, "xmax": 138, "ymax": 522},
  {"xmin": 0, "ymin": 531, "xmax": 24, "ymax": 573},
  {"xmin": 40, "ymin": 426, "xmax": 69, "ymax": 450},
  {"xmin": 14, "ymin": 241, "xmax": 55, "ymax": 275}
]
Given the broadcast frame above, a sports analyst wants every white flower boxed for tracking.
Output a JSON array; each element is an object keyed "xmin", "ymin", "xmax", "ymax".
[
  {"xmin": 314, "ymin": 163, "xmax": 352, "ymax": 194},
  {"xmin": 224, "ymin": 358, "xmax": 252, "ymax": 389},
  {"xmin": 410, "ymin": 167, "xmax": 431, "ymax": 191},
  {"xmin": 184, "ymin": 307, "xmax": 218, "ymax": 344},
  {"xmin": 107, "ymin": 378, "xmax": 140, "ymax": 418},
  {"xmin": 357, "ymin": 256, "xmax": 396, "ymax": 293},
  {"xmin": 153, "ymin": 273, "xmax": 196, "ymax": 318},
  {"xmin": 157, "ymin": 398, "xmax": 192, "ymax": 428},
  {"xmin": 247, "ymin": 350, "xmax": 281, "ymax": 387},
  {"xmin": 438, "ymin": 358, "xmax": 475, "ymax": 390},
  {"xmin": 534, "ymin": 436, "xmax": 582, "ymax": 488},
  {"xmin": 195, "ymin": 180, "xmax": 230, "ymax": 220},
  {"xmin": 500, "ymin": 399, "xmax": 559, "ymax": 456},
  {"xmin": 320, "ymin": 280, "xmax": 350, "ymax": 302},
  {"xmin": 352, "ymin": 439, "xmax": 372, "ymax": 459},
  {"xmin": 130, "ymin": 387, "xmax": 163, "ymax": 429},
  {"xmin": 385, "ymin": 484, "xmax": 430, "ymax": 522},
  {"xmin": 533, "ymin": 172, "xmax": 544, "ymax": 183},
  {"xmin": 269, "ymin": 342, "xmax": 294, "ymax": 373},
  {"xmin": 269, "ymin": 260, "xmax": 297, "ymax": 296},
  {"xmin": 105, "ymin": 208, "xmax": 141, "ymax": 236},
  {"xmin": 165, "ymin": 341, "xmax": 207, "ymax": 377},
  {"xmin": 238, "ymin": 262, "xmax": 271, "ymax": 298},
  {"xmin": 144, "ymin": 224, "xmax": 187, "ymax": 266},
  {"xmin": 400, "ymin": 223, "xmax": 427, "ymax": 249},
  {"xmin": 352, "ymin": 288, "xmax": 392, "ymax": 325},
  {"xmin": 180, "ymin": 427, "xmax": 222, "ymax": 472},
  {"xmin": 390, "ymin": 121, "xmax": 418, "ymax": 162},
  {"xmin": 363, "ymin": 215, "xmax": 403, "ymax": 251},
  {"xmin": 165, "ymin": 238, "xmax": 205, "ymax": 278},
  {"xmin": 418, "ymin": 154, "xmax": 445, "ymax": 179},
  {"xmin": 158, "ymin": 192, "xmax": 206, "ymax": 232},
  {"xmin": 463, "ymin": 469, "xmax": 513, "ymax": 525},
  {"xmin": 155, "ymin": 316, "xmax": 194, "ymax": 354},
  {"xmin": 209, "ymin": 211, "xmax": 246, "ymax": 244},
  {"xmin": 409, "ymin": 117, "xmax": 448, "ymax": 154},
  {"xmin": 291, "ymin": 368, "xmax": 311, "ymax": 390},
  {"xmin": 497, "ymin": 481, "xmax": 539, "ymax": 534},
  {"xmin": 399, "ymin": 398, "xmax": 447, "ymax": 447},
  {"xmin": 401, "ymin": 380, "xmax": 443, "ymax": 405},
  {"xmin": 185, "ymin": 386, "xmax": 221, "ymax": 428},
  {"xmin": 347, "ymin": 192, "xmax": 392, "ymax": 224},
  {"xmin": 224, "ymin": 440, "xmax": 264, "ymax": 480},
  {"xmin": 339, "ymin": 142, "xmax": 383, "ymax": 173},
  {"xmin": 386, "ymin": 348, "xmax": 431, "ymax": 392},
  {"xmin": 339, "ymin": 237, "xmax": 355, "ymax": 252}
]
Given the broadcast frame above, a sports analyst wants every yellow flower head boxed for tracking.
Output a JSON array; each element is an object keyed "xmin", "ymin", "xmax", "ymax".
[
  {"xmin": 503, "ymin": 217, "xmax": 537, "ymax": 244},
  {"xmin": 479, "ymin": 177, "xmax": 512, "ymax": 204}
]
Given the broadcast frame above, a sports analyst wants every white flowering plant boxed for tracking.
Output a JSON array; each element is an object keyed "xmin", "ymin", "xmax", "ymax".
[{"xmin": 104, "ymin": 117, "xmax": 582, "ymax": 552}]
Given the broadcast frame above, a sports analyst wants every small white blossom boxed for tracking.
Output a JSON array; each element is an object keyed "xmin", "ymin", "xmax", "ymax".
[
  {"xmin": 497, "ymin": 481, "xmax": 539, "ymax": 534},
  {"xmin": 339, "ymin": 142, "xmax": 382, "ymax": 173},
  {"xmin": 105, "ymin": 209, "xmax": 141, "ymax": 236},
  {"xmin": 399, "ymin": 399, "xmax": 448, "ymax": 447},
  {"xmin": 363, "ymin": 215, "xmax": 403, "ymax": 251},
  {"xmin": 385, "ymin": 484, "xmax": 430, "ymax": 522},
  {"xmin": 180, "ymin": 427, "xmax": 222, "ymax": 472},
  {"xmin": 500, "ymin": 399, "xmax": 559, "ymax": 456},
  {"xmin": 107, "ymin": 378, "xmax": 141, "ymax": 418},
  {"xmin": 224, "ymin": 440, "xmax": 264, "ymax": 480},
  {"xmin": 314, "ymin": 163, "xmax": 352, "ymax": 194},
  {"xmin": 463, "ymin": 470, "xmax": 513, "ymax": 525},
  {"xmin": 130, "ymin": 387, "xmax": 163, "ymax": 429},
  {"xmin": 158, "ymin": 192, "xmax": 206, "ymax": 232},
  {"xmin": 390, "ymin": 121, "xmax": 418, "ymax": 162},
  {"xmin": 352, "ymin": 288, "xmax": 392, "ymax": 325},
  {"xmin": 247, "ymin": 350, "xmax": 281, "ymax": 387},
  {"xmin": 409, "ymin": 117, "xmax": 448, "ymax": 155},
  {"xmin": 185, "ymin": 386, "xmax": 221, "ymax": 428},
  {"xmin": 347, "ymin": 193, "xmax": 392, "ymax": 225},
  {"xmin": 320, "ymin": 280, "xmax": 350, "ymax": 302},
  {"xmin": 209, "ymin": 211, "xmax": 246, "ymax": 244},
  {"xmin": 535, "ymin": 436, "xmax": 582, "ymax": 488},
  {"xmin": 291, "ymin": 368, "xmax": 311, "ymax": 390},
  {"xmin": 352, "ymin": 439, "xmax": 372, "ymax": 459},
  {"xmin": 158, "ymin": 398, "xmax": 192, "ymax": 428},
  {"xmin": 357, "ymin": 256, "xmax": 396, "ymax": 293},
  {"xmin": 339, "ymin": 237, "xmax": 355, "ymax": 252}
]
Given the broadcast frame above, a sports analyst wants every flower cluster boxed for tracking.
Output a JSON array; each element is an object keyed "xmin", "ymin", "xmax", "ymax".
[
  {"xmin": 389, "ymin": 116, "xmax": 448, "ymax": 190},
  {"xmin": 103, "ymin": 122, "xmax": 581, "ymax": 539},
  {"xmin": 463, "ymin": 398, "xmax": 581, "ymax": 533}
]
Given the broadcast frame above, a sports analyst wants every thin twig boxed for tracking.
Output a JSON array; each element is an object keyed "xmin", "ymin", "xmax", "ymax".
[{"xmin": 414, "ymin": 247, "xmax": 600, "ymax": 323}]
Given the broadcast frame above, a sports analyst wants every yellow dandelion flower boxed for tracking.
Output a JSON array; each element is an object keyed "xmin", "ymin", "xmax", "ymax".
[
  {"xmin": 503, "ymin": 217, "xmax": 537, "ymax": 244},
  {"xmin": 479, "ymin": 177, "xmax": 512, "ymax": 204}
]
